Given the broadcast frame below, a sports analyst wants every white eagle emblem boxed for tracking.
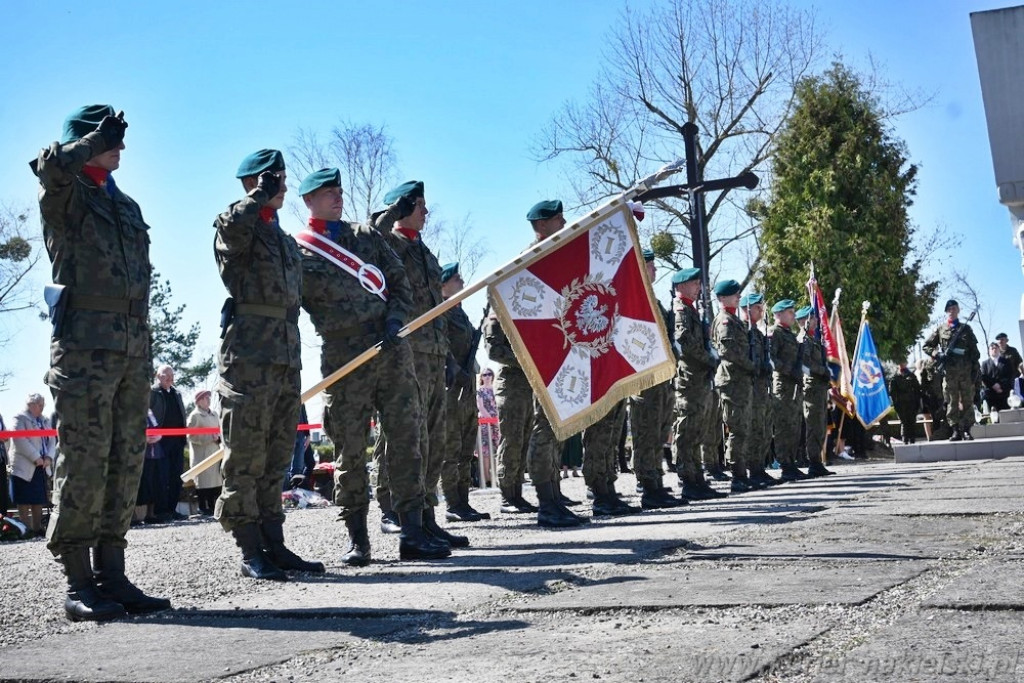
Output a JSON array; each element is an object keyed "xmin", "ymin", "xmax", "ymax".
[
  {"xmin": 574, "ymin": 295, "xmax": 609, "ymax": 335},
  {"xmin": 856, "ymin": 358, "xmax": 883, "ymax": 388}
]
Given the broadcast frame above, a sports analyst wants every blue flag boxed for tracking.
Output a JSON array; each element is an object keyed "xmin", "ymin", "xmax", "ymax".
[{"xmin": 851, "ymin": 315, "xmax": 892, "ymax": 428}]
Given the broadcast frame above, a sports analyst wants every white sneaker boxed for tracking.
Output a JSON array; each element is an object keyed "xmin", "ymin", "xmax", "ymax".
[{"xmin": 838, "ymin": 452, "xmax": 855, "ymax": 461}]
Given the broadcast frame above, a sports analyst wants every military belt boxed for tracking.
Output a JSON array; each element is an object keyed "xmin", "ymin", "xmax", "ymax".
[
  {"xmin": 235, "ymin": 303, "xmax": 299, "ymax": 324},
  {"xmin": 323, "ymin": 321, "xmax": 385, "ymax": 341},
  {"xmin": 69, "ymin": 293, "xmax": 148, "ymax": 318}
]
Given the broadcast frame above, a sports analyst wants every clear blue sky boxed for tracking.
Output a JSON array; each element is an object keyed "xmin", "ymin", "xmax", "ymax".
[{"xmin": 0, "ymin": 0, "xmax": 1018, "ymax": 419}]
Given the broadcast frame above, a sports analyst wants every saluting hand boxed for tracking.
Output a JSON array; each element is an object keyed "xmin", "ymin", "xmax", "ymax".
[
  {"xmin": 255, "ymin": 171, "xmax": 281, "ymax": 202},
  {"xmin": 96, "ymin": 110, "xmax": 128, "ymax": 150}
]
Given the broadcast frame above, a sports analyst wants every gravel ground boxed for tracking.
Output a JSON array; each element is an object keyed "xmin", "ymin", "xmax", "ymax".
[{"xmin": 5, "ymin": 455, "xmax": 1022, "ymax": 683}]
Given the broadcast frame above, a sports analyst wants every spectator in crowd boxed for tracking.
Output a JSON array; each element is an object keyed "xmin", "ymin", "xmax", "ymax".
[
  {"xmin": 1014, "ymin": 362, "xmax": 1024, "ymax": 405},
  {"xmin": 149, "ymin": 365, "xmax": 187, "ymax": 520},
  {"xmin": 0, "ymin": 411, "xmax": 10, "ymax": 516},
  {"xmin": 996, "ymin": 333, "xmax": 1023, "ymax": 377},
  {"xmin": 187, "ymin": 390, "xmax": 222, "ymax": 516},
  {"xmin": 11, "ymin": 394, "xmax": 54, "ymax": 537},
  {"xmin": 981, "ymin": 341, "xmax": 1015, "ymax": 412},
  {"xmin": 889, "ymin": 360, "xmax": 923, "ymax": 444},
  {"xmin": 135, "ymin": 410, "xmax": 167, "ymax": 524},
  {"xmin": 287, "ymin": 404, "xmax": 315, "ymax": 491},
  {"xmin": 917, "ymin": 357, "xmax": 946, "ymax": 441},
  {"xmin": 561, "ymin": 433, "xmax": 582, "ymax": 479},
  {"xmin": 476, "ymin": 368, "xmax": 500, "ymax": 486}
]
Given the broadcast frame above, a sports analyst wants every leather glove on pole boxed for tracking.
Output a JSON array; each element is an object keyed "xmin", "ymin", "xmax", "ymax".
[
  {"xmin": 382, "ymin": 317, "xmax": 404, "ymax": 348},
  {"xmin": 255, "ymin": 171, "xmax": 281, "ymax": 202},
  {"xmin": 96, "ymin": 111, "xmax": 128, "ymax": 150}
]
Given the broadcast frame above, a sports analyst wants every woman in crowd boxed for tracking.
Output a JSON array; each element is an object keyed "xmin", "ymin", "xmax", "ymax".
[
  {"xmin": 476, "ymin": 368, "xmax": 500, "ymax": 486},
  {"xmin": 11, "ymin": 393, "xmax": 54, "ymax": 537},
  {"xmin": 135, "ymin": 410, "xmax": 168, "ymax": 524},
  {"xmin": 187, "ymin": 389, "xmax": 222, "ymax": 516}
]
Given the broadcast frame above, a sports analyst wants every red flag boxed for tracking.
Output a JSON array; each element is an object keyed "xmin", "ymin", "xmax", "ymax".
[
  {"xmin": 489, "ymin": 204, "xmax": 675, "ymax": 440},
  {"xmin": 807, "ymin": 273, "xmax": 840, "ymax": 369}
]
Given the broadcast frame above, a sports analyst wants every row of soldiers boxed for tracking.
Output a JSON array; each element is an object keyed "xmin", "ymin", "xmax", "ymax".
[
  {"xmin": 32, "ymin": 103, "xmax": 847, "ymax": 624},
  {"xmin": 483, "ymin": 244, "xmax": 839, "ymax": 529},
  {"xmin": 32, "ymin": 104, "xmax": 502, "ymax": 623}
]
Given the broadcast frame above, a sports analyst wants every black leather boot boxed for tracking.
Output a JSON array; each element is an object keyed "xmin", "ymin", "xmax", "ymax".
[
  {"xmin": 261, "ymin": 519, "xmax": 325, "ymax": 573},
  {"xmin": 93, "ymin": 545, "xmax": 171, "ymax": 614},
  {"xmin": 780, "ymin": 464, "xmax": 810, "ymax": 481},
  {"xmin": 948, "ymin": 426, "xmax": 963, "ymax": 442},
  {"xmin": 232, "ymin": 523, "xmax": 287, "ymax": 581},
  {"xmin": 536, "ymin": 482, "xmax": 584, "ymax": 527},
  {"xmin": 554, "ymin": 478, "xmax": 582, "ymax": 507},
  {"xmin": 380, "ymin": 509, "xmax": 402, "ymax": 533},
  {"xmin": 423, "ymin": 506, "xmax": 469, "ymax": 548},
  {"xmin": 511, "ymin": 483, "xmax": 538, "ymax": 513},
  {"xmin": 640, "ymin": 482, "xmax": 688, "ymax": 509},
  {"xmin": 62, "ymin": 548, "xmax": 126, "ymax": 622},
  {"xmin": 749, "ymin": 468, "xmax": 781, "ymax": 487},
  {"xmin": 340, "ymin": 510, "xmax": 371, "ymax": 567},
  {"xmin": 458, "ymin": 482, "xmax": 490, "ymax": 520},
  {"xmin": 962, "ymin": 426, "xmax": 975, "ymax": 441},
  {"xmin": 445, "ymin": 484, "xmax": 485, "ymax": 522},
  {"xmin": 807, "ymin": 462, "xmax": 836, "ymax": 477},
  {"xmin": 399, "ymin": 509, "xmax": 452, "ymax": 560},
  {"xmin": 499, "ymin": 486, "xmax": 521, "ymax": 514}
]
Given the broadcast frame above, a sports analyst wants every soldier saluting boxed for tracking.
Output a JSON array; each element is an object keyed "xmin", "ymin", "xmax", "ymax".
[
  {"xmin": 32, "ymin": 105, "xmax": 170, "ymax": 621},
  {"xmin": 923, "ymin": 299, "xmax": 981, "ymax": 441},
  {"xmin": 213, "ymin": 150, "xmax": 323, "ymax": 580}
]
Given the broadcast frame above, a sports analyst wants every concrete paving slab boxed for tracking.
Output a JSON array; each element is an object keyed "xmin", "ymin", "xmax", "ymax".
[
  {"xmin": 894, "ymin": 437, "xmax": 1024, "ymax": 464},
  {"xmin": 199, "ymin": 570, "xmax": 547, "ymax": 615},
  {"xmin": 0, "ymin": 614, "xmax": 406, "ymax": 683},
  {"xmin": 514, "ymin": 562, "xmax": 926, "ymax": 610},
  {"xmin": 868, "ymin": 485, "xmax": 1024, "ymax": 501},
  {"xmin": 924, "ymin": 561, "xmax": 1024, "ymax": 609},
  {"xmin": 821, "ymin": 496, "xmax": 1024, "ymax": 516},
  {"xmin": 247, "ymin": 610, "xmax": 831, "ymax": 683},
  {"xmin": 682, "ymin": 514, "xmax": 1006, "ymax": 562},
  {"xmin": 808, "ymin": 610, "xmax": 1024, "ymax": 683}
]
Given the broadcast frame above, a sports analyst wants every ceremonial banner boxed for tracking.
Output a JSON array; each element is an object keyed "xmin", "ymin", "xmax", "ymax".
[
  {"xmin": 829, "ymin": 291, "xmax": 855, "ymax": 416},
  {"xmin": 850, "ymin": 307, "xmax": 893, "ymax": 428},
  {"xmin": 807, "ymin": 271, "xmax": 841, "ymax": 379},
  {"xmin": 489, "ymin": 205, "xmax": 675, "ymax": 440}
]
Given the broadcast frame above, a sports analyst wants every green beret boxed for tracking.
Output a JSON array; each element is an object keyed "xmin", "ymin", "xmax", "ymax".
[
  {"xmin": 61, "ymin": 104, "xmax": 115, "ymax": 144},
  {"xmin": 671, "ymin": 267, "xmax": 701, "ymax": 284},
  {"xmin": 236, "ymin": 149, "xmax": 285, "ymax": 179},
  {"xmin": 299, "ymin": 168, "xmax": 341, "ymax": 196},
  {"xmin": 526, "ymin": 200, "xmax": 563, "ymax": 221},
  {"xmin": 383, "ymin": 180, "xmax": 424, "ymax": 205},
  {"xmin": 642, "ymin": 249, "xmax": 655, "ymax": 262},
  {"xmin": 739, "ymin": 292, "xmax": 764, "ymax": 307},
  {"xmin": 440, "ymin": 262, "xmax": 459, "ymax": 283},
  {"xmin": 771, "ymin": 299, "xmax": 796, "ymax": 314},
  {"xmin": 713, "ymin": 279, "xmax": 741, "ymax": 297},
  {"xmin": 795, "ymin": 305, "xmax": 814, "ymax": 320}
]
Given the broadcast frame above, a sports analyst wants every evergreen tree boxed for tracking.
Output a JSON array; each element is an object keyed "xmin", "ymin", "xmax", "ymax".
[
  {"xmin": 149, "ymin": 271, "xmax": 215, "ymax": 389},
  {"xmin": 756, "ymin": 63, "xmax": 936, "ymax": 360}
]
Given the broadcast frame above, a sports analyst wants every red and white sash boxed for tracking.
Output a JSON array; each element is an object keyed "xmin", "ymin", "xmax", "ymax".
[{"xmin": 295, "ymin": 230, "xmax": 388, "ymax": 301}]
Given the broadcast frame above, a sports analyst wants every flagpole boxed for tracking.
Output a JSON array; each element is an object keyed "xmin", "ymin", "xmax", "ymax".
[{"xmin": 182, "ymin": 159, "xmax": 687, "ymax": 483}]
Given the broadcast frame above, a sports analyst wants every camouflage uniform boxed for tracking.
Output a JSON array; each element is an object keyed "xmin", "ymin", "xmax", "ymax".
[
  {"xmin": 375, "ymin": 221, "xmax": 449, "ymax": 507},
  {"xmin": 769, "ymin": 323, "xmax": 804, "ymax": 466},
  {"xmin": 441, "ymin": 303, "xmax": 479, "ymax": 503},
  {"xmin": 582, "ymin": 401, "xmax": 627, "ymax": 495},
  {"xmin": 299, "ymin": 221, "xmax": 424, "ymax": 517},
  {"xmin": 485, "ymin": 313, "xmax": 534, "ymax": 491},
  {"xmin": 213, "ymin": 191, "xmax": 302, "ymax": 531},
  {"xmin": 529, "ymin": 396, "xmax": 562, "ymax": 487},
  {"xmin": 923, "ymin": 322, "xmax": 981, "ymax": 431},
  {"xmin": 713, "ymin": 309, "xmax": 755, "ymax": 476},
  {"xmin": 35, "ymin": 130, "xmax": 151, "ymax": 556},
  {"xmin": 629, "ymin": 302, "xmax": 675, "ymax": 491},
  {"xmin": 672, "ymin": 297, "xmax": 718, "ymax": 484},
  {"xmin": 748, "ymin": 324, "xmax": 773, "ymax": 470},
  {"xmin": 799, "ymin": 330, "xmax": 830, "ymax": 465}
]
